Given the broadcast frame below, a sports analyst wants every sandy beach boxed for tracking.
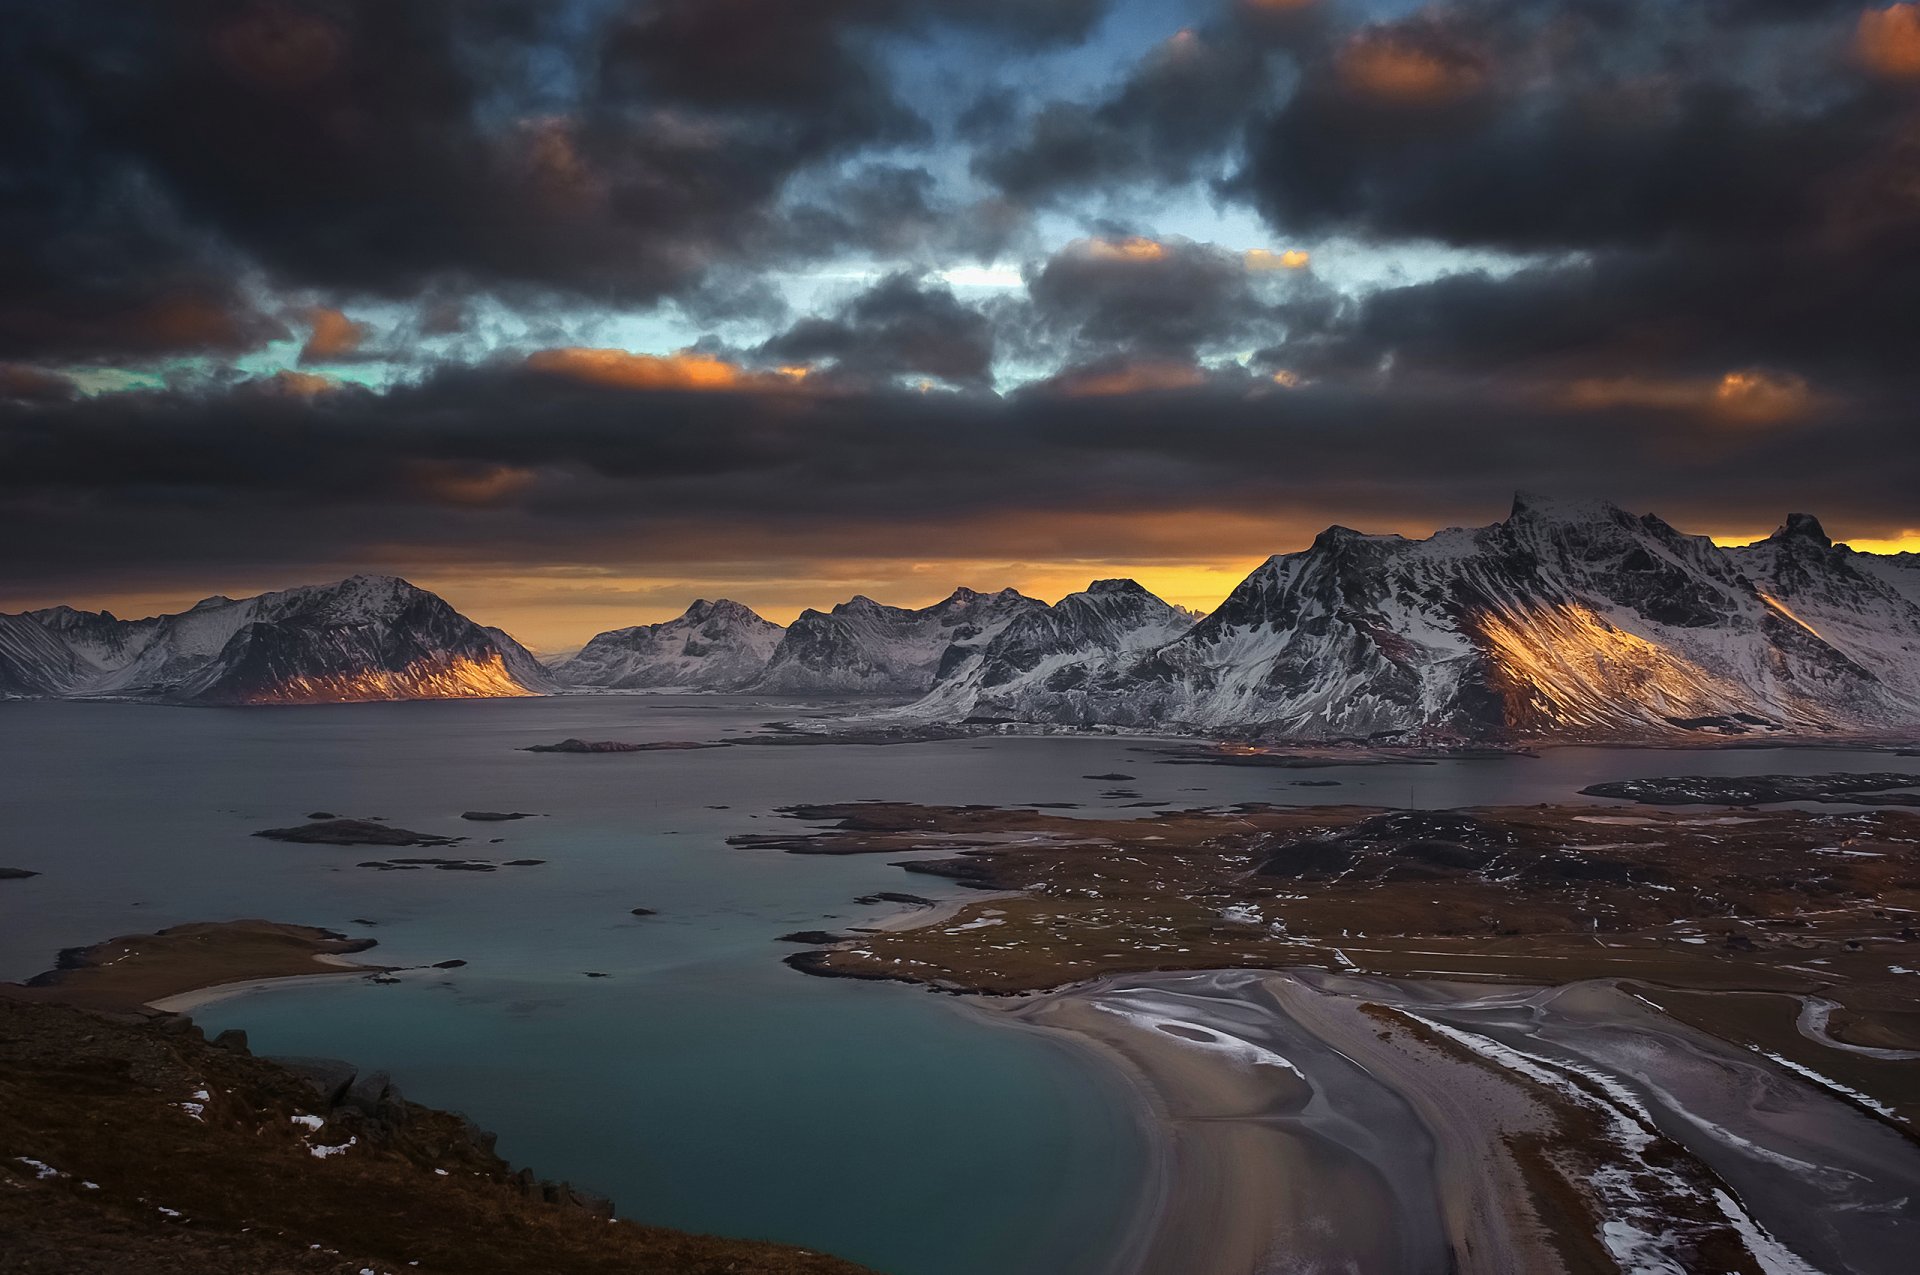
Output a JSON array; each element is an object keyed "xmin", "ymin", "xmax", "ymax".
[
  {"xmin": 1002, "ymin": 968, "xmax": 1920, "ymax": 1275},
  {"xmin": 144, "ymin": 953, "xmax": 381, "ymax": 1013}
]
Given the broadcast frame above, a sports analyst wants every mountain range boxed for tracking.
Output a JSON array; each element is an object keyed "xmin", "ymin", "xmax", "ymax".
[{"xmin": 7, "ymin": 497, "xmax": 1919, "ymax": 741}]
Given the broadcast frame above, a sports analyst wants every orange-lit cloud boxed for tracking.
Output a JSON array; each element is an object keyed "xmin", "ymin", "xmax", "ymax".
[
  {"xmin": 1558, "ymin": 369, "xmax": 1813, "ymax": 424},
  {"xmin": 262, "ymin": 369, "xmax": 340, "ymax": 396},
  {"xmin": 299, "ymin": 307, "xmax": 370, "ymax": 363},
  {"xmin": 1711, "ymin": 369, "xmax": 1813, "ymax": 424},
  {"xmin": 526, "ymin": 347, "xmax": 758, "ymax": 391},
  {"xmin": 407, "ymin": 462, "xmax": 539, "ymax": 507},
  {"xmin": 1715, "ymin": 529, "xmax": 1920, "ymax": 554},
  {"xmin": 1079, "ymin": 236, "xmax": 1169, "ymax": 263},
  {"xmin": 1244, "ymin": 248, "xmax": 1312, "ymax": 271},
  {"xmin": 1047, "ymin": 359, "xmax": 1209, "ymax": 397},
  {"xmin": 1858, "ymin": 4, "xmax": 1920, "ymax": 78},
  {"xmin": 0, "ymin": 363, "xmax": 77, "ymax": 401},
  {"xmin": 1338, "ymin": 31, "xmax": 1486, "ymax": 103}
]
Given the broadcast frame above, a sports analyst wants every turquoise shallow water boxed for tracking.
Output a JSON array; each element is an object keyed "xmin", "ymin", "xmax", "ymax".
[{"xmin": 3, "ymin": 695, "xmax": 1916, "ymax": 1273}]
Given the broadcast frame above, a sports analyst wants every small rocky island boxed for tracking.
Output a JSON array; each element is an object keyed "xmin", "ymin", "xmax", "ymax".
[{"xmin": 253, "ymin": 818, "xmax": 463, "ymax": 847}]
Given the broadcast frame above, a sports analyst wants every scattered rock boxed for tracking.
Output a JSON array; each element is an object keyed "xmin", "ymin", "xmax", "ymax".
[
  {"xmin": 461, "ymin": 811, "xmax": 540, "ymax": 822},
  {"xmin": 582, "ymin": 971, "xmax": 610, "ymax": 978},
  {"xmin": 0, "ymin": 867, "xmax": 39, "ymax": 880},
  {"xmin": 278, "ymin": 1056, "xmax": 359, "ymax": 1107},
  {"xmin": 853, "ymin": 892, "xmax": 936, "ymax": 907},
  {"xmin": 776, "ymin": 931, "xmax": 850, "ymax": 945},
  {"xmin": 1083, "ymin": 773, "xmax": 1136, "ymax": 781},
  {"xmin": 431, "ymin": 960, "xmax": 467, "ymax": 969},
  {"xmin": 502, "ymin": 859, "xmax": 546, "ymax": 867},
  {"xmin": 211, "ymin": 1028, "xmax": 250, "ymax": 1054},
  {"xmin": 630, "ymin": 907, "xmax": 658, "ymax": 917},
  {"xmin": 306, "ymin": 811, "xmax": 338, "ymax": 820}
]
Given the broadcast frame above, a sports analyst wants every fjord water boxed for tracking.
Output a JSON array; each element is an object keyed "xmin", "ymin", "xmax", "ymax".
[{"xmin": 4, "ymin": 697, "xmax": 1919, "ymax": 1274}]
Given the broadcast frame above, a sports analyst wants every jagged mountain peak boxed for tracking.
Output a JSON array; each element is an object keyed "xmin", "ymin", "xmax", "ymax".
[
  {"xmin": 682, "ymin": 598, "xmax": 764, "ymax": 625},
  {"xmin": 556, "ymin": 598, "xmax": 784, "ymax": 692},
  {"xmin": 1770, "ymin": 513, "xmax": 1833, "ymax": 548},
  {"xmin": 1309, "ymin": 524, "xmax": 1409, "ymax": 553},
  {"xmin": 1505, "ymin": 491, "xmax": 1634, "ymax": 526},
  {"xmin": 28, "ymin": 604, "xmax": 118, "ymax": 628},
  {"xmin": 1084, "ymin": 578, "xmax": 1151, "ymax": 596}
]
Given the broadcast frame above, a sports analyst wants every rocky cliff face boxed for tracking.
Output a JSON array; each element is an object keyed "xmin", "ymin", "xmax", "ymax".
[
  {"xmin": 755, "ymin": 587, "xmax": 1045, "ymax": 693},
  {"xmin": 902, "ymin": 579, "xmax": 1196, "ymax": 723},
  {"xmin": 556, "ymin": 599, "xmax": 785, "ymax": 691}
]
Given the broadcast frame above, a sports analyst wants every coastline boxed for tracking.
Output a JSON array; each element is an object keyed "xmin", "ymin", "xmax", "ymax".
[
  {"xmin": 1, "ymin": 920, "xmax": 391, "ymax": 1015},
  {"xmin": 998, "ymin": 967, "xmax": 1920, "ymax": 1275},
  {"xmin": 144, "ymin": 954, "xmax": 382, "ymax": 1013}
]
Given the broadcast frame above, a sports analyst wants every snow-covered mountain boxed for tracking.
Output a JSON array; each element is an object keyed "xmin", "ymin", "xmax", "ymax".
[
  {"xmin": 900, "ymin": 579, "xmax": 1197, "ymax": 723},
  {"xmin": 755, "ymin": 587, "xmax": 1045, "ymax": 694},
  {"xmin": 891, "ymin": 497, "xmax": 1920, "ymax": 742},
  {"xmin": 1724, "ymin": 515, "xmax": 1920, "ymax": 707},
  {"xmin": 555, "ymin": 599, "xmax": 784, "ymax": 691},
  {"xmin": 0, "ymin": 576, "xmax": 547, "ymax": 704},
  {"xmin": 0, "ymin": 612, "xmax": 89, "ymax": 698}
]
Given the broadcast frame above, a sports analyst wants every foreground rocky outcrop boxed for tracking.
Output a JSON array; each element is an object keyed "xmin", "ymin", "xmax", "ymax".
[{"xmin": 0, "ymin": 998, "xmax": 873, "ymax": 1274}]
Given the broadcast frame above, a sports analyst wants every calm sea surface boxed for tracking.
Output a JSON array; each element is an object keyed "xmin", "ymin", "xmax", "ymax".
[{"xmin": 3, "ymin": 696, "xmax": 1916, "ymax": 1274}]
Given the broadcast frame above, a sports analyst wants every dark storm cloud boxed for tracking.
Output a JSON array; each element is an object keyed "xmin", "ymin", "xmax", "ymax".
[
  {"xmin": 775, "ymin": 164, "xmax": 1031, "ymax": 265},
  {"xmin": 1240, "ymin": 4, "xmax": 1886, "ymax": 252},
  {"xmin": 974, "ymin": 27, "xmax": 1274, "ymax": 203},
  {"xmin": 1022, "ymin": 237, "xmax": 1317, "ymax": 360},
  {"xmin": 1223, "ymin": 1, "xmax": 1920, "ymax": 403},
  {"xmin": 0, "ymin": 0, "xmax": 1110, "ymax": 369},
  {"xmin": 758, "ymin": 273, "xmax": 996, "ymax": 388},
  {"xmin": 3, "ymin": 359, "xmax": 1914, "ymax": 598}
]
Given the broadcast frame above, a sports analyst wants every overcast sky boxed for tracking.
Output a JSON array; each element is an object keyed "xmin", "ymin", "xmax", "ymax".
[{"xmin": 5, "ymin": 0, "xmax": 1918, "ymax": 647}]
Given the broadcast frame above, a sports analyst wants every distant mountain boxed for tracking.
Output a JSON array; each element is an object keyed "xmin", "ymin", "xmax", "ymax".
[
  {"xmin": 891, "ymin": 496, "xmax": 1920, "ymax": 742},
  {"xmin": 555, "ymin": 599, "xmax": 784, "ymax": 691},
  {"xmin": 1, "ymin": 576, "xmax": 547, "ymax": 704},
  {"xmin": 902, "ymin": 579, "xmax": 1197, "ymax": 723},
  {"xmin": 755, "ymin": 587, "xmax": 1046, "ymax": 694},
  {"xmin": 1724, "ymin": 514, "xmax": 1920, "ymax": 707}
]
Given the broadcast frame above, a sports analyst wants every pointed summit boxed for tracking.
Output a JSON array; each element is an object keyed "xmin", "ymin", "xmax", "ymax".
[
  {"xmin": 1506, "ymin": 491, "xmax": 1629, "ymax": 525},
  {"xmin": 1772, "ymin": 513, "xmax": 1832, "ymax": 548}
]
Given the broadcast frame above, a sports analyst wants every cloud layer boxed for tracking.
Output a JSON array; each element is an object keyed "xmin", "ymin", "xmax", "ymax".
[{"xmin": 4, "ymin": 0, "xmax": 1917, "ymax": 640}]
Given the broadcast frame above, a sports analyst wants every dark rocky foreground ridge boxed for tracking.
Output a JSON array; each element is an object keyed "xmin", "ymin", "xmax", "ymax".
[{"xmin": 0, "ymin": 998, "xmax": 873, "ymax": 1275}]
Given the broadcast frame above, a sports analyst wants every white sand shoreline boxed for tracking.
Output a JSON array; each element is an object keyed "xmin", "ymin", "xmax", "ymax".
[{"xmin": 146, "ymin": 954, "xmax": 387, "ymax": 1013}]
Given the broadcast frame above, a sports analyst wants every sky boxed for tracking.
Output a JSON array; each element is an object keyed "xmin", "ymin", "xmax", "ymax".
[{"xmin": 4, "ymin": 0, "xmax": 1919, "ymax": 650}]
